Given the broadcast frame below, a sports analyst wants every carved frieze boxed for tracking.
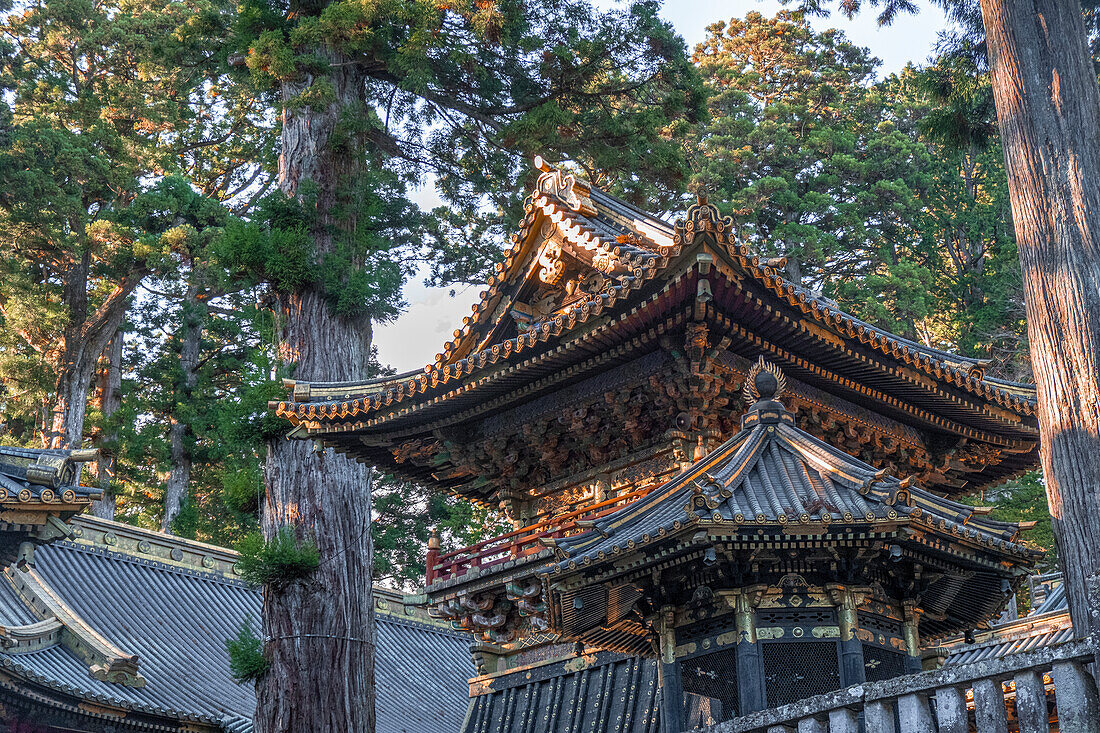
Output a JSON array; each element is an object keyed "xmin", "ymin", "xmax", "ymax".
[
  {"xmin": 384, "ymin": 328, "xmax": 1012, "ymax": 516},
  {"xmin": 431, "ymin": 578, "xmax": 549, "ymax": 644}
]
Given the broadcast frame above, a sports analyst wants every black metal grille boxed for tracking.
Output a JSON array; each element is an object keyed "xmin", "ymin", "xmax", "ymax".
[
  {"xmin": 681, "ymin": 647, "xmax": 738, "ymax": 727},
  {"xmin": 678, "ymin": 613, "xmax": 737, "ymax": 644},
  {"xmin": 861, "ymin": 612, "xmax": 903, "ymax": 639},
  {"xmin": 863, "ymin": 644, "xmax": 908, "ymax": 682},
  {"xmin": 762, "ymin": 641, "xmax": 841, "ymax": 708},
  {"xmin": 756, "ymin": 608, "xmax": 835, "ymax": 626}
]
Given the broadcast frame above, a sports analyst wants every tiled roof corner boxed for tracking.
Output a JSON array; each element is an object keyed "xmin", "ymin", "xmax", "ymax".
[
  {"xmin": 0, "ymin": 518, "xmax": 476, "ymax": 733},
  {"xmin": 271, "ymin": 171, "xmax": 1036, "ymax": 443},
  {"xmin": 4, "ymin": 565, "xmax": 146, "ymax": 688}
]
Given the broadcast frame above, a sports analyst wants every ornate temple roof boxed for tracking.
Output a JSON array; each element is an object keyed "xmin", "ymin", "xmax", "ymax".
[
  {"xmin": 0, "ymin": 515, "xmax": 474, "ymax": 732},
  {"xmin": 275, "ymin": 166, "xmax": 1033, "ymax": 428},
  {"xmin": 552, "ymin": 362, "xmax": 1037, "ymax": 572},
  {"xmin": 421, "ymin": 362, "xmax": 1039, "ymax": 655},
  {"xmin": 270, "ymin": 160, "xmax": 1040, "ymax": 501},
  {"xmin": 530, "ymin": 363, "xmax": 1038, "ymax": 645}
]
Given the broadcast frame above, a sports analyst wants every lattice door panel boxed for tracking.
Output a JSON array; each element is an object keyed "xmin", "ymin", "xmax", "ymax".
[
  {"xmin": 681, "ymin": 647, "xmax": 738, "ymax": 727},
  {"xmin": 762, "ymin": 641, "xmax": 841, "ymax": 708},
  {"xmin": 863, "ymin": 644, "xmax": 908, "ymax": 682}
]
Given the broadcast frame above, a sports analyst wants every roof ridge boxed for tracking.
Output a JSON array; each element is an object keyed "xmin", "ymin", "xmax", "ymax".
[
  {"xmin": 4, "ymin": 566, "xmax": 146, "ymax": 688},
  {"xmin": 70, "ymin": 515, "xmax": 240, "ymax": 561},
  {"xmin": 51, "ymin": 537, "xmax": 249, "ymax": 588}
]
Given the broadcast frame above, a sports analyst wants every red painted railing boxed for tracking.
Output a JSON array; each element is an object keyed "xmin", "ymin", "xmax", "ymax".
[{"xmin": 426, "ymin": 487, "xmax": 653, "ymax": 584}]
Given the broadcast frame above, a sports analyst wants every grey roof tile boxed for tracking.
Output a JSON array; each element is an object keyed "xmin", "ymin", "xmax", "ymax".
[
  {"xmin": 463, "ymin": 651, "xmax": 659, "ymax": 733},
  {"xmin": 0, "ymin": 526, "xmax": 475, "ymax": 733},
  {"xmin": 943, "ymin": 573, "xmax": 1071, "ymax": 666},
  {"xmin": 554, "ymin": 404, "xmax": 1035, "ymax": 569}
]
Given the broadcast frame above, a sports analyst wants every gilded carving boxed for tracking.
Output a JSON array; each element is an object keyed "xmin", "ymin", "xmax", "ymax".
[{"xmin": 538, "ymin": 239, "xmax": 564, "ymax": 285}]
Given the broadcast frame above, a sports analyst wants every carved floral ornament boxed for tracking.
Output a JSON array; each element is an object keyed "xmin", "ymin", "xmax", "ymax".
[
  {"xmin": 431, "ymin": 578, "xmax": 549, "ymax": 644},
  {"xmin": 676, "ymin": 194, "xmax": 731, "ymax": 237}
]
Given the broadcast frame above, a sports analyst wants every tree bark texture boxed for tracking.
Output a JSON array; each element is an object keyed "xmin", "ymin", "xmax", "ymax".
[
  {"xmin": 88, "ymin": 334, "xmax": 123, "ymax": 520},
  {"xmin": 162, "ymin": 288, "xmax": 203, "ymax": 533},
  {"xmin": 48, "ymin": 249, "xmax": 143, "ymax": 450},
  {"xmin": 979, "ymin": 0, "xmax": 1100, "ymax": 636},
  {"xmin": 255, "ymin": 49, "xmax": 376, "ymax": 733}
]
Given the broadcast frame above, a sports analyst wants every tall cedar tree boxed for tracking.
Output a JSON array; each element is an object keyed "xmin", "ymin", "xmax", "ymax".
[
  {"xmin": 0, "ymin": 0, "xmax": 224, "ymax": 452},
  {"xmin": 797, "ymin": 0, "xmax": 1100, "ymax": 638},
  {"xmin": 688, "ymin": 12, "xmax": 932, "ymax": 339},
  {"xmin": 234, "ymin": 0, "xmax": 703, "ymax": 729}
]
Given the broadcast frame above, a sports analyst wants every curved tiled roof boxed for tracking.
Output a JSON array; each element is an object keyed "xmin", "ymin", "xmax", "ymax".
[
  {"xmin": 551, "ymin": 389, "xmax": 1038, "ymax": 573},
  {"xmin": 463, "ymin": 649, "xmax": 659, "ymax": 733},
  {"xmin": 273, "ymin": 172, "xmax": 682, "ymax": 425},
  {"xmin": 680, "ymin": 202, "xmax": 1037, "ymax": 416},
  {"xmin": 273, "ymin": 167, "xmax": 1036, "ymax": 432},
  {"xmin": 0, "ymin": 516, "xmax": 474, "ymax": 732},
  {"xmin": 944, "ymin": 575, "xmax": 1072, "ymax": 666}
]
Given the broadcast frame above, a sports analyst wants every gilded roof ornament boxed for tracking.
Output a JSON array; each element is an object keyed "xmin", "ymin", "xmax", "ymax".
[
  {"xmin": 677, "ymin": 193, "xmax": 732, "ymax": 235},
  {"xmin": 533, "ymin": 155, "xmax": 596, "ymax": 216},
  {"xmin": 742, "ymin": 356, "xmax": 787, "ymax": 404}
]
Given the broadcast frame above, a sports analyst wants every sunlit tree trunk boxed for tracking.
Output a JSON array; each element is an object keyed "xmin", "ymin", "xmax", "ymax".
[
  {"xmin": 255, "ymin": 50, "xmax": 376, "ymax": 732},
  {"xmin": 88, "ymin": 334, "xmax": 123, "ymax": 519},
  {"xmin": 48, "ymin": 249, "xmax": 143, "ymax": 453},
  {"xmin": 163, "ymin": 287, "xmax": 203, "ymax": 533},
  {"xmin": 979, "ymin": 0, "xmax": 1100, "ymax": 636}
]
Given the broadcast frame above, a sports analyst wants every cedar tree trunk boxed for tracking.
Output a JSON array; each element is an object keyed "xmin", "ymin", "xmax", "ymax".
[
  {"xmin": 255, "ymin": 52, "xmax": 376, "ymax": 733},
  {"xmin": 48, "ymin": 249, "xmax": 143, "ymax": 450},
  {"xmin": 163, "ymin": 287, "xmax": 203, "ymax": 532},
  {"xmin": 979, "ymin": 0, "xmax": 1100, "ymax": 636},
  {"xmin": 88, "ymin": 334, "xmax": 123, "ymax": 519}
]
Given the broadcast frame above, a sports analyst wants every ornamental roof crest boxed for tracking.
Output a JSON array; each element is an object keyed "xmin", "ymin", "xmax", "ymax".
[
  {"xmin": 534, "ymin": 155, "xmax": 597, "ymax": 216},
  {"xmin": 676, "ymin": 194, "xmax": 732, "ymax": 236}
]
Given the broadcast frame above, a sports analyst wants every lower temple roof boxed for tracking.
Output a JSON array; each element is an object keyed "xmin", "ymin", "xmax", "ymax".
[
  {"xmin": 0, "ymin": 515, "xmax": 475, "ymax": 732},
  {"xmin": 536, "ymin": 361, "xmax": 1039, "ymax": 647},
  {"xmin": 942, "ymin": 574, "xmax": 1072, "ymax": 666},
  {"xmin": 553, "ymin": 361, "xmax": 1038, "ymax": 571},
  {"xmin": 464, "ymin": 649, "xmax": 660, "ymax": 733}
]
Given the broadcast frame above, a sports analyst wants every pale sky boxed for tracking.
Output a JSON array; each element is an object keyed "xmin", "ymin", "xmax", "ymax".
[{"xmin": 372, "ymin": 0, "xmax": 949, "ymax": 373}]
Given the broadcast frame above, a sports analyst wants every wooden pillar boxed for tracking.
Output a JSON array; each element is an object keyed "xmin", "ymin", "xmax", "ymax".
[
  {"xmin": 724, "ymin": 587, "xmax": 766, "ymax": 715},
  {"xmin": 425, "ymin": 529, "xmax": 440, "ymax": 584},
  {"xmin": 828, "ymin": 585, "xmax": 868, "ymax": 686},
  {"xmin": 902, "ymin": 602, "xmax": 924, "ymax": 674},
  {"xmin": 594, "ymin": 473, "xmax": 611, "ymax": 503},
  {"xmin": 656, "ymin": 607, "xmax": 684, "ymax": 733}
]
